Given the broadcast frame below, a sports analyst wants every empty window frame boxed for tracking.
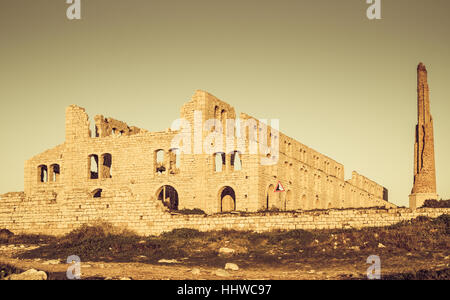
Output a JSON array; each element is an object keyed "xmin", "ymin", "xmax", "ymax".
[
  {"xmin": 230, "ymin": 151, "xmax": 242, "ymax": 171},
  {"xmin": 169, "ymin": 148, "xmax": 180, "ymax": 172},
  {"xmin": 155, "ymin": 149, "xmax": 166, "ymax": 174},
  {"xmin": 50, "ymin": 164, "xmax": 60, "ymax": 182},
  {"xmin": 214, "ymin": 152, "xmax": 226, "ymax": 172},
  {"xmin": 89, "ymin": 154, "xmax": 99, "ymax": 179},
  {"xmin": 101, "ymin": 153, "xmax": 112, "ymax": 178},
  {"xmin": 38, "ymin": 165, "xmax": 48, "ymax": 183}
]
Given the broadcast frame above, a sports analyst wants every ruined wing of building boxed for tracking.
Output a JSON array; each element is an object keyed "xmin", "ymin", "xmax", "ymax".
[{"xmin": 0, "ymin": 90, "xmax": 394, "ymax": 235}]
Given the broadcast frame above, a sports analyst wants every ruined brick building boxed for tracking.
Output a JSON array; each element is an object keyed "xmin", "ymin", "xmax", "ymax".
[{"xmin": 0, "ymin": 90, "xmax": 393, "ymax": 235}]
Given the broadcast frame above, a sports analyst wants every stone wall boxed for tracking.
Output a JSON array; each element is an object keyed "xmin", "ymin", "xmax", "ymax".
[{"xmin": 1, "ymin": 191, "xmax": 447, "ymax": 236}]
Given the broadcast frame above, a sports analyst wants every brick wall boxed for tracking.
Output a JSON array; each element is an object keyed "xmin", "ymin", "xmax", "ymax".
[{"xmin": 1, "ymin": 191, "xmax": 447, "ymax": 236}]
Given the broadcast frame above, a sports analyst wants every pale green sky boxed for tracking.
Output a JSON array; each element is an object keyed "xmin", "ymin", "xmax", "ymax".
[{"xmin": 1, "ymin": 0, "xmax": 449, "ymax": 206}]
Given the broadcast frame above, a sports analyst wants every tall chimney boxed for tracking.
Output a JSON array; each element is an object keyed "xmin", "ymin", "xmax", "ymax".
[{"xmin": 409, "ymin": 63, "xmax": 438, "ymax": 209}]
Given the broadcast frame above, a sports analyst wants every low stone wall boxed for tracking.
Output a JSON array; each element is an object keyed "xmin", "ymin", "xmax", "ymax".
[
  {"xmin": 1, "ymin": 192, "xmax": 448, "ymax": 236},
  {"xmin": 150, "ymin": 207, "xmax": 449, "ymax": 235}
]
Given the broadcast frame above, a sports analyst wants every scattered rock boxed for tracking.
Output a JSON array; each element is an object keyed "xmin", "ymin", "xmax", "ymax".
[
  {"xmin": 83, "ymin": 264, "xmax": 92, "ymax": 268},
  {"xmin": 42, "ymin": 259, "xmax": 60, "ymax": 265},
  {"xmin": 225, "ymin": 263, "xmax": 239, "ymax": 271},
  {"xmin": 191, "ymin": 268, "xmax": 201, "ymax": 275},
  {"xmin": 213, "ymin": 269, "xmax": 230, "ymax": 277},
  {"xmin": 307, "ymin": 270, "xmax": 316, "ymax": 274},
  {"xmin": 138, "ymin": 240, "xmax": 146, "ymax": 244},
  {"xmin": 350, "ymin": 246, "xmax": 360, "ymax": 251},
  {"xmin": 6, "ymin": 269, "xmax": 47, "ymax": 280},
  {"xmin": 219, "ymin": 247, "xmax": 235, "ymax": 255},
  {"xmin": 378, "ymin": 243, "xmax": 386, "ymax": 248},
  {"xmin": 158, "ymin": 259, "xmax": 179, "ymax": 264},
  {"xmin": 120, "ymin": 277, "xmax": 132, "ymax": 280}
]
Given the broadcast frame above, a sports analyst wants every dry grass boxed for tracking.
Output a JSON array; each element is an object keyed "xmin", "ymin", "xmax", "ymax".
[
  {"xmin": 1, "ymin": 215, "xmax": 448, "ymax": 275},
  {"xmin": 422, "ymin": 199, "xmax": 450, "ymax": 208}
]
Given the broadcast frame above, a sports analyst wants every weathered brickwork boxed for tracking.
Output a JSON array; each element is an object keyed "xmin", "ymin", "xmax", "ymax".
[
  {"xmin": 1, "ymin": 90, "xmax": 396, "ymax": 235},
  {"xmin": 410, "ymin": 63, "xmax": 438, "ymax": 209},
  {"xmin": 0, "ymin": 190, "xmax": 446, "ymax": 236}
]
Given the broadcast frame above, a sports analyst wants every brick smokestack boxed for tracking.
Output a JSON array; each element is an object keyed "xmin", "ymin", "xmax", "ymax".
[{"xmin": 409, "ymin": 63, "xmax": 438, "ymax": 208}]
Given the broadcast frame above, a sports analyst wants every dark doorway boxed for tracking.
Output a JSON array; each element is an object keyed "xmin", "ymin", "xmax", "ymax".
[
  {"xmin": 157, "ymin": 185, "xmax": 179, "ymax": 210},
  {"xmin": 219, "ymin": 186, "xmax": 236, "ymax": 212}
]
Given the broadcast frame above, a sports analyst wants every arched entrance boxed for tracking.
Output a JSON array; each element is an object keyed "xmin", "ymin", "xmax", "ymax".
[
  {"xmin": 219, "ymin": 186, "xmax": 236, "ymax": 212},
  {"xmin": 157, "ymin": 185, "xmax": 179, "ymax": 210}
]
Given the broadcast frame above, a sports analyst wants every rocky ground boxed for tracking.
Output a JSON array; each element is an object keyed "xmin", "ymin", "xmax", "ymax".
[{"xmin": 1, "ymin": 215, "xmax": 449, "ymax": 280}]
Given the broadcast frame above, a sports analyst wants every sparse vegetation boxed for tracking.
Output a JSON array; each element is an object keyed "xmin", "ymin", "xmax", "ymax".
[
  {"xmin": 172, "ymin": 208, "xmax": 206, "ymax": 215},
  {"xmin": 422, "ymin": 199, "xmax": 450, "ymax": 208},
  {"xmin": 0, "ymin": 230, "xmax": 55, "ymax": 245},
  {"xmin": 0, "ymin": 214, "xmax": 444, "ymax": 274}
]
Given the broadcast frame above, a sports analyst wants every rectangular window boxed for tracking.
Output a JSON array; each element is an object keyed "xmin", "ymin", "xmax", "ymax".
[
  {"xmin": 89, "ymin": 154, "xmax": 99, "ymax": 179},
  {"xmin": 214, "ymin": 152, "xmax": 225, "ymax": 172}
]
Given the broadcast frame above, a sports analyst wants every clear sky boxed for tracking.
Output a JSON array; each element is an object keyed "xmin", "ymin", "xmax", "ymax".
[{"xmin": 0, "ymin": 0, "xmax": 449, "ymax": 207}]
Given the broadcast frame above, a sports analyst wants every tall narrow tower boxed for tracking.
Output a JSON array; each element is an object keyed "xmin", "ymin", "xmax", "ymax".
[{"xmin": 409, "ymin": 62, "xmax": 438, "ymax": 209}]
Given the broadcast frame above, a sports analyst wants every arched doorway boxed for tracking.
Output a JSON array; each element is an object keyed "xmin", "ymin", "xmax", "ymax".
[
  {"xmin": 157, "ymin": 185, "xmax": 179, "ymax": 210},
  {"xmin": 219, "ymin": 186, "xmax": 236, "ymax": 212}
]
